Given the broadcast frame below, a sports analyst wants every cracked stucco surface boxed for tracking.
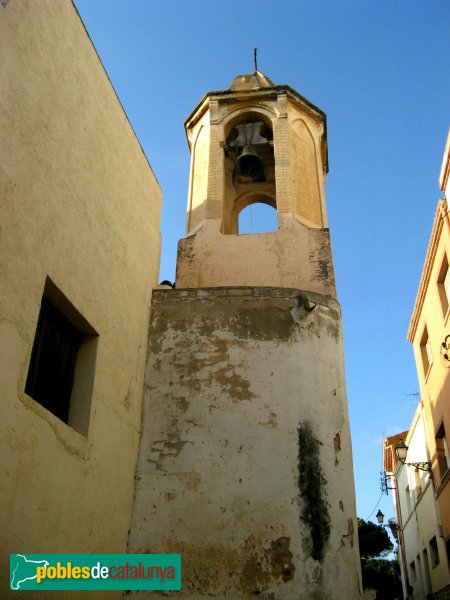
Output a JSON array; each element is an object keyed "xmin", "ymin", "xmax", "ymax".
[{"xmin": 128, "ymin": 287, "xmax": 362, "ymax": 599}]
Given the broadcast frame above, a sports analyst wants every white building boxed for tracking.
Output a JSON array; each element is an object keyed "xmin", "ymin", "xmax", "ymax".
[{"xmin": 384, "ymin": 404, "xmax": 450, "ymax": 599}]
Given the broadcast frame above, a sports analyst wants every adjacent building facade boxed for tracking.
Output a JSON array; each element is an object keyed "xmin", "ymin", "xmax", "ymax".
[
  {"xmin": 383, "ymin": 130, "xmax": 450, "ymax": 600},
  {"xmin": 384, "ymin": 408, "xmax": 449, "ymax": 599},
  {"xmin": 407, "ymin": 129, "xmax": 450, "ymax": 597},
  {"xmin": 1, "ymin": 2, "xmax": 162, "ymax": 598}
]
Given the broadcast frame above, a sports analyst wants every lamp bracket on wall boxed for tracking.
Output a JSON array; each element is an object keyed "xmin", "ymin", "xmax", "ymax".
[
  {"xmin": 394, "ymin": 439, "xmax": 432, "ymax": 472},
  {"xmin": 440, "ymin": 334, "xmax": 450, "ymax": 367},
  {"xmin": 380, "ymin": 471, "xmax": 395, "ymax": 495},
  {"xmin": 402, "ymin": 461, "xmax": 432, "ymax": 472}
]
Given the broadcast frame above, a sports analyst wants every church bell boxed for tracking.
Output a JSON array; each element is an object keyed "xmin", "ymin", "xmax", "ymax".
[{"xmin": 234, "ymin": 144, "xmax": 264, "ymax": 181}]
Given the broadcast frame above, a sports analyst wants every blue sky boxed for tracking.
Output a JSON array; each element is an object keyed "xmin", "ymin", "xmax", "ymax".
[{"xmin": 74, "ymin": 0, "xmax": 449, "ymax": 529}]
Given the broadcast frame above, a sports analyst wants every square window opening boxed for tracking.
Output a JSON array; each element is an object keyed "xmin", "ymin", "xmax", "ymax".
[
  {"xmin": 435, "ymin": 422, "xmax": 450, "ymax": 481},
  {"xmin": 438, "ymin": 254, "xmax": 450, "ymax": 317},
  {"xmin": 415, "ymin": 554, "xmax": 423, "ymax": 589},
  {"xmin": 413, "ymin": 468, "xmax": 422, "ymax": 499},
  {"xmin": 429, "ymin": 536, "xmax": 439, "ymax": 567},
  {"xmin": 25, "ymin": 278, "xmax": 98, "ymax": 436},
  {"xmin": 409, "ymin": 560, "xmax": 416, "ymax": 583},
  {"xmin": 405, "ymin": 485, "xmax": 412, "ymax": 516},
  {"xmin": 422, "ymin": 548, "xmax": 432, "ymax": 594},
  {"xmin": 420, "ymin": 326, "xmax": 433, "ymax": 378}
]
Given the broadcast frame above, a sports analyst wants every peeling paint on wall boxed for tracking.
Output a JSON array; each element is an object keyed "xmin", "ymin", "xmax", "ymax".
[
  {"xmin": 128, "ymin": 288, "xmax": 362, "ymax": 598},
  {"xmin": 240, "ymin": 535, "xmax": 295, "ymax": 596},
  {"xmin": 341, "ymin": 517, "xmax": 355, "ymax": 549},
  {"xmin": 333, "ymin": 433, "xmax": 341, "ymax": 453}
]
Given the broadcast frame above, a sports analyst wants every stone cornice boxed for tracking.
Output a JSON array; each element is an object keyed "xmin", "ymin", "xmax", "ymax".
[
  {"xmin": 184, "ymin": 85, "xmax": 328, "ymax": 170},
  {"xmin": 408, "ymin": 199, "xmax": 448, "ymax": 341}
]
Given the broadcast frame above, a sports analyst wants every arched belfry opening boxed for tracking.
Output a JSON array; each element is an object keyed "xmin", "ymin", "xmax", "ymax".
[
  {"xmin": 223, "ymin": 114, "xmax": 276, "ymax": 234},
  {"xmin": 236, "ymin": 193, "xmax": 277, "ymax": 235},
  {"xmin": 238, "ymin": 201, "xmax": 278, "ymax": 235}
]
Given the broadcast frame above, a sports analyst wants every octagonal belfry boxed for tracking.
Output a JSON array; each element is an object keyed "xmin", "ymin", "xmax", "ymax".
[{"xmin": 176, "ymin": 71, "xmax": 335, "ymax": 297}]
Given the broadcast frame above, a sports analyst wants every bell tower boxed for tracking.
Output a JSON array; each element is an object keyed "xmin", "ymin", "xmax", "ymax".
[
  {"xmin": 177, "ymin": 71, "xmax": 335, "ymax": 296},
  {"xmin": 128, "ymin": 72, "xmax": 362, "ymax": 600}
]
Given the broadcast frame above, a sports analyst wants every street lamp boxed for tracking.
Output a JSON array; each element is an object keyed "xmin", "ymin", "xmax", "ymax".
[
  {"xmin": 395, "ymin": 440, "xmax": 408, "ymax": 462},
  {"xmin": 394, "ymin": 439, "xmax": 432, "ymax": 472},
  {"xmin": 376, "ymin": 510, "xmax": 400, "ymax": 539}
]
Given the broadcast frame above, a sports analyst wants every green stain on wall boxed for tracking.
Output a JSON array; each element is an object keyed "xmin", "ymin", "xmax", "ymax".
[{"xmin": 298, "ymin": 422, "xmax": 331, "ymax": 561}]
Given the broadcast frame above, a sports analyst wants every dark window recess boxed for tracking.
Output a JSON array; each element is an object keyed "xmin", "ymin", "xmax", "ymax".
[
  {"xmin": 25, "ymin": 297, "xmax": 84, "ymax": 423},
  {"xmin": 429, "ymin": 536, "xmax": 440, "ymax": 567},
  {"xmin": 435, "ymin": 422, "xmax": 450, "ymax": 480}
]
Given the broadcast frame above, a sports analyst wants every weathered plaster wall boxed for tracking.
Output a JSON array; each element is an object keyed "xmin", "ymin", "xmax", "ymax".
[
  {"xmin": 176, "ymin": 215, "xmax": 336, "ymax": 296},
  {"xmin": 0, "ymin": 1, "xmax": 162, "ymax": 598},
  {"xmin": 128, "ymin": 288, "xmax": 362, "ymax": 599}
]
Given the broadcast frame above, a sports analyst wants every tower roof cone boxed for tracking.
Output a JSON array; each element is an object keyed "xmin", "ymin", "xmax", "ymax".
[{"xmin": 229, "ymin": 70, "xmax": 274, "ymax": 91}]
